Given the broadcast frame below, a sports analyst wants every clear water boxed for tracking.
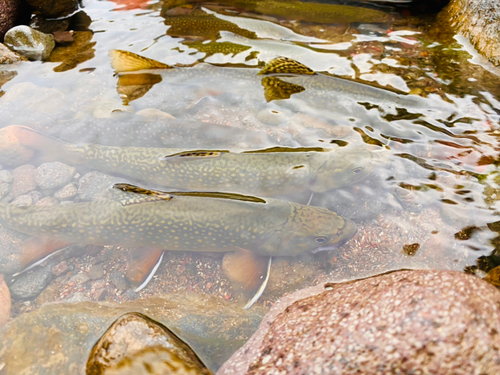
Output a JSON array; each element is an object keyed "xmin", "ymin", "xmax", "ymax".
[{"xmin": 1, "ymin": 0, "xmax": 500, "ymax": 371}]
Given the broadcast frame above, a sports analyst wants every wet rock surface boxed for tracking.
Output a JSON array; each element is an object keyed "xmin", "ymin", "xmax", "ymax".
[
  {"xmin": 35, "ymin": 161, "xmax": 76, "ymax": 190},
  {"xmin": 218, "ymin": 270, "xmax": 500, "ymax": 375},
  {"xmin": 4, "ymin": 25, "xmax": 55, "ymax": 61},
  {"xmin": 442, "ymin": 0, "xmax": 500, "ymax": 66},
  {"xmin": 0, "ymin": 274, "xmax": 11, "ymax": 328},
  {"xmin": 11, "ymin": 164, "xmax": 36, "ymax": 197},
  {"xmin": 0, "ymin": 42, "xmax": 27, "ymax": 64},
  {"xmin": 87, "ymin": 312, "xmax": 212, "ymax": 375},
  {"xmin": 0, "ymin": 294, "xmax": 266, "ymax": 374},
  {"xmin": 9, "ymin": 264, "xmax": 53, "ymax": 299},
  {"xmin": 25, "ymin": 0, "xmax": 80, "ymax": 19},
  {"xmin": 0, "ymin": 0, "xmax": 19, "ymax": 42}
]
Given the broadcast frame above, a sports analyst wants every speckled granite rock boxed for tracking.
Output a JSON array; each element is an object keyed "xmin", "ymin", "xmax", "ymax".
[
  {"xmin": 87, "ymin": 312, "xmax": 213, "ymax": 375},
  {"xmin": 441, "ymin": 0, "xmax": 500, "ymax": 66},
  {"xmin": 0, "ymin": 0, "xmax": 19, "ymax": 42},
  {"xmin": 0, "ymin": 293, "xmax": 266, "ymax": 374},
  {"xmin": 218, "ymin": 270, "xmax": 500, "ymax": 375},
  {"xmin": 35, "ymin": 161, "xmax": 76, "ymax": 190}
]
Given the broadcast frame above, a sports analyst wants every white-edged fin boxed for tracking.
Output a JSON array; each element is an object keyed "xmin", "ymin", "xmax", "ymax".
[
  {"xmin": 243, "ymin": 256, "xmax": 272, "ymax": 310},
  {"xmin": 12, "ymin": 246, "xmax": 71, "ymax": 278},
  {"xmin": 134, "ymin": 252, "xmax": 164, "ymax": 292},
  {"xmin": 306, "ymin": 192, "xmax": 314, "ymax": 205}
]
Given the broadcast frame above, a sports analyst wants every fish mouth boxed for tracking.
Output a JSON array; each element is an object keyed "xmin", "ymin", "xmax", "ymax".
[{"xmin": 311, "ymin": 219, "xmax": 358, "ymax": 254}]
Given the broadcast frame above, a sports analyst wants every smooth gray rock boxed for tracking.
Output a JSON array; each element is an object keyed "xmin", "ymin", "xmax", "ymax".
[
  {"xmin": 4, "ymin": 26, "xmax": 55, "ymax": 61},
  {"xmin": 77, "ymin": 171, "xmax": 121, "ymax": 201},
  {"xmin": 35, "ymin": 162, "xmax": 76, "ymax": 190},
  {"xmin": 9, "ymin": 264, "xmax": 53, "ymax": 299},
  {"xmin": 0, "ymin": 170, "xmax": 12, "ymax": 183}
]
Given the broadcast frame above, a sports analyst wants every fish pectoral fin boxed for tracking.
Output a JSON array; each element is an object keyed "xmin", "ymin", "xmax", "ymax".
[
  {"xmin": 161, "ymin": 149, "xmax": 228, "ymax": 160},
  {"xmin": 259, "ymin": 56, "xmax": 316, "ymax": 76},
  {"xmin": 222, "ymin": 249, "xmax": 272, "ymax": 309},
  {"xmin": 108, "ymin": 50, "xmax": 174, "ymax": 73},
  {"xmin": 112, "ymin": 183, "xmax": 173, "ymax": 206},
  {"xmin": 18, "ymin": 237, "xmax": 74, "ymax": 273},
  {"xmin": 125, "ymin": 247, "xmax": 164, "ymax": 292},
  {"xmin": 261, "ymin": 76, "xmax": 305, "ymax": 102}
]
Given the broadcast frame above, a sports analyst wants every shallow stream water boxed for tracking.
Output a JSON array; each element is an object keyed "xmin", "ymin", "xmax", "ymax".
[{"xmin": 1, "ymin": 0, "xmax": 500, "ymax": 371}]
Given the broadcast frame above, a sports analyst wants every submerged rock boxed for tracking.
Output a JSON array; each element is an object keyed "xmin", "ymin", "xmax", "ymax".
[
  {"xmin": 25, "ymin": 0, "xmax": 79, "ymax": 19},
  {"xmin": 9, "ymin": 264, "xmax": 53, "ymax": 299},
  {"xmin": 0, "ymin": 274, "xmax": 11, "ymax": 328},
  {"xmin": 218, "ymin": 270, "xmax": 500, "ymax": 375},
  {"xmin": 4, "ymin": 25, "xmax": 55, "ymax": 61},
  {"xmin": 35, "ymin": 161, "xmax": 76, "ymax": 190},
  {"xmin": 11, "ymin": 164, "xmax": 37, "ymax": 198},
  {"xmin": 442, "ymin": 0, "xmax": 500, "ymax": 66},
  {"xmin": 0, "ymin": 293, "xmax": 266, "ymax": 374},
  {"xmin": 86, "ymin": 312, "xmax": 212, "ymax": 375}
]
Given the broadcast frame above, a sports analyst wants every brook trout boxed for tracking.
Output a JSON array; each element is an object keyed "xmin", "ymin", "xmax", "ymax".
[
  {"xmin": 2, "ymin": 184, "xmax": 357, "ymax": 307},
  {"xmin": 109, "ymin": 50, "xmax": 430, "ymax": 112},
  {"xmin": 10, "ymin": 125, "xmax": 378, "ymax": 196}
]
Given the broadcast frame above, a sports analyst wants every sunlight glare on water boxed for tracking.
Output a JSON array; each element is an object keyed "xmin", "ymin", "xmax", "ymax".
[{"xmin": 2, "ymin": 0, "xmax": 500, "ymax": 370}]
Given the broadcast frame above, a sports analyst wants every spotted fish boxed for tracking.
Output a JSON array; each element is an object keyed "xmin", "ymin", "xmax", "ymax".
[
  {"xmin": 107, "ymin": 50, "xmax": 424, "ymax": 108},
  {"xmin": 2, "ymin": 184, "xmax": 356, "ymax": 308},
  {"xmin": 8, "ymin": 125, "xmax": 378, "ymax": 197}
]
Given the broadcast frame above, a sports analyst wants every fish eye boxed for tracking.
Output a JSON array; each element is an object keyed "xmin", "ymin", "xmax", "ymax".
[
  {"xmin": 352, "ymin": 167, "xmax": 363, "ymax": 174},
  {"xmin": 315, "ymin": 236, "xmax": 328, "ymax": 243}
]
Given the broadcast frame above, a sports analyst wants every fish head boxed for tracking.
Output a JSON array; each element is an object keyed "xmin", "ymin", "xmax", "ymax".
[
  {"xmin": 309, "ymin": 148, "xmax": 379, "ymax": 192},
  {"xmin": 256, "ymin": 203, "xmax": 357, "ymax": 256}
]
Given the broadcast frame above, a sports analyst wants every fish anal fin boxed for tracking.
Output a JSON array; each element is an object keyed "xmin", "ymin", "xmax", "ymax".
[
  {"xmin": 259, "ymin": 56, "xmax": 316, "ymax": 76},
  {"xmin": 109, "ymin": 50, "xmax": 173, "ymax": 73},
  {"xmin": 162, "ymin": 150, "xmax": 228, "ymax": 159},
  {"xmin": 222, "ymin": 249, "xmax": 271, "ymax": 309},
  {"xmin": 20, "ymin": 237, "xmax": 73, "ymax": 270},
  {"xmin": 125, "ymin": 247, "xmax": 164, "ymax": 291}
]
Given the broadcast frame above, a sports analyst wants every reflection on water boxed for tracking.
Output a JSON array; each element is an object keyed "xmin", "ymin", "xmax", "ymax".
[{"xmin": 1, "ymin": 0, "xmax": 500, "ymax": 370}]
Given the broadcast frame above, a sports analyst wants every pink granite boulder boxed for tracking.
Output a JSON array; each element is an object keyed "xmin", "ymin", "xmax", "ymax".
[{"xmin": 218, "ymin": 269, "xmax": 500, "ymax": 375}]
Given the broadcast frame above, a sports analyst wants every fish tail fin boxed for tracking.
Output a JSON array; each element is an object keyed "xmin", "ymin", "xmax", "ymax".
[
  {"xmin": 17, "ymin": 237, "xmax": 74, "ymax": 274},
  {"xmin": 259, "ymin": 56, "xmax": 316, "ymax": 76},
  {"xmin": 0, "ymin": 125, "xmax": 84, "ymax": 165},
  {"xmin": 109, "ymin": 50, "xmax": 174, "ymax": 73},
  {"xmin": 223, "ymin": 250, "xmax": 272, "ymax": 309},
  {"xmin": 125, "ymin": 247, "xmax": 164, "ymax": 291}
]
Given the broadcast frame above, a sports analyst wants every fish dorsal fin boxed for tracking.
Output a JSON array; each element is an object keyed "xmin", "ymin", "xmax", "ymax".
[
  {"xmin": 261, "ymin": 76, "xmax": 305, "ymax": 102},
  {"xmin": 109, "ymin": 50, "xmax": 174, "ymax": 73},
  {"xmin": 112, "ymin": 183, "xmax": 173, "ymax": 206},
  {"xmin": 259, "ymin": 56, "xmax": 316, "ymax": 76},
  {"xmin": 161, "ymin": 150, "xmax": 229, "ymax": 159},
  {"xmin": 243, "ymin": 146, "xmax": 327, "ymax": 154},
  {"xmin": 113, "ymin": 183, "xmax": 266, "ymax": 204},
  {"xmin": 171, "ymin": 191, "xmax": 267, "ymax": 203}
]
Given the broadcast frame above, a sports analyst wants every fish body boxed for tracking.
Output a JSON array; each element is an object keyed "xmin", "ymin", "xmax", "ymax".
[
  {"xmin": 0, "ymin": 186, "xmax": 356, "ymax": 257},
  {"xmin": 109, "ymin": 50, "xmax": 421, "ymax": 111},
  {"xmin": 16, "ymin": 124, "xmax": 376, "ymax": 196}
]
